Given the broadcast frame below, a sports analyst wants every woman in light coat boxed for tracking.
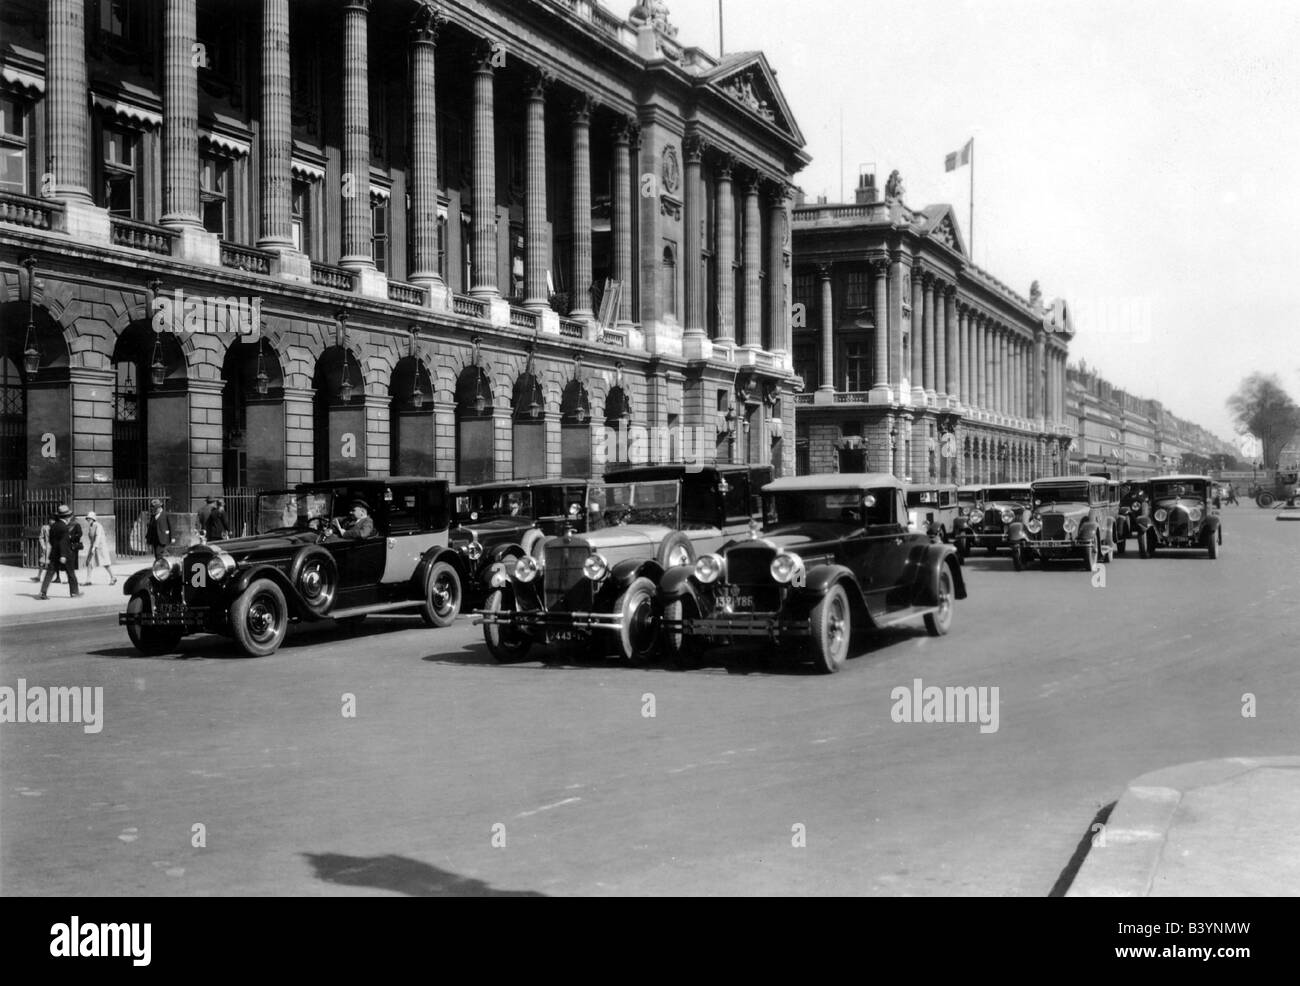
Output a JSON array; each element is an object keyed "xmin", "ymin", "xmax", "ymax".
[{"xmin": 83, "ymin": 511, "xmax": 117, "ymax": 585}]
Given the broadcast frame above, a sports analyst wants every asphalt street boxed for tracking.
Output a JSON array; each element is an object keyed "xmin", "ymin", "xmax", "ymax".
[{"xmin": 2, "ymin": 508, "xmax": 1296, "ymax": 896}]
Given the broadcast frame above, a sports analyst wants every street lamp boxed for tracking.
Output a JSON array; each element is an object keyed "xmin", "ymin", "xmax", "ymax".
[
  {"xmin": 408, "ymin": 326, "xmax": 425, "ymax": 409},
  {"xmin": 21, "ymin": 256, "xmax": 41, "ymax": 376},
  {"xmin": 336, "ymin": 311, "xmax": 353, "ymax": 403},
  {"xmin": 471, "ymin": 336, "xmax": 486, "ymax": 414},
  {"xmin": 254, "ymin": 338, "xmax": 270, "ymax": 396}
]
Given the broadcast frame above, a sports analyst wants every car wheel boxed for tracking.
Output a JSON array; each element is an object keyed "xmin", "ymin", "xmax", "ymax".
[
  {"xmin": 657, "ymin": 533, "xmax": 696, "ymax": 570},
  {"xmin": 295, "ymin": 555, "xmax": 336, "ymax": 617},
  {"xmin": 481, "ymin": 589, "xmax": 531, "ymax": 662},
  {"xmin": 419, "ymin": 560, "xmax": 462, "ymax": 628},
  {"xmin": 1207, "ymin": 532, "xmax": 1219, "ymax": 559},
  {"xmin": 124, "ymin": 590, "xmax": 184, "ymax": 655},
  {"xmin": 1257, "ymin": 492, "xmax": 1275, "ymax": 508},
  {"xmin": 938, "ymin": 526, "xmax": 948, "ymax": 544},
  {"xmin": 956, "ymin": 535, "xmax": 970, "ymax": 559},
  {"xmin": 1145, "ymin": 529, "xmax": 1158, "ymax": 557},
  {"xmin": 616, "ymin": 576, "xmax": 659, "ymax": 664},
  {"xmin": 809, "ymin": 583, "xmax": 851, "ymax": 674},
  {"xmin": 1137, "ymin": 529, "xmax": 1150, "ymax": 558},
  {"xmin": 924, "ymin": 566, "xmax": 955, "ymax": 637},
  {"xmin": 230, "ymin": 579, "xmax": 289, "ymax": 658},
  {"xmin": 662, "ymin": 597, "xmax": 704, "ymax": 669},
  {"xmin": 1083, "ymin": 536, "xmax": 1099, "ymax": 571},
  {"xmin": 1116, "ymin": 530, "xmax": 1127, "ymax": 555},
  {"xmin": 1011, "ymin": 544, "xmax": 1024, "ymax": 571}
]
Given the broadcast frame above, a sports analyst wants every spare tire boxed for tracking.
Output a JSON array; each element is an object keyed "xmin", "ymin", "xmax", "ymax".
[{"xmin": 656, "ymin": 532, "xmax": 696, "ymax": 569}]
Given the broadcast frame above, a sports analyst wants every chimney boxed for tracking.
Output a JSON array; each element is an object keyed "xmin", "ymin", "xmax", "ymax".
[
  {"xmin": 854, "ymin": 172, "xmax": 877, "ymax": 205},
  {"xmin": 816, "ymin": 195, "xmax": 828, "ymax": 205},
  {"xmin": 792, "ymin": 187, "xmax": 806, "ymax": 207}
]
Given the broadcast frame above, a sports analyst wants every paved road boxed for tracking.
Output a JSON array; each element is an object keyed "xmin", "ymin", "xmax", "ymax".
[{"xmin": 2, "ymin": 508, "xmax": 1296, "ymax": 896}]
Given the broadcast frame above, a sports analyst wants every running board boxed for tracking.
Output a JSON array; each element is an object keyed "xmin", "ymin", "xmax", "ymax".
[
  {"xmin": 870, "ymin": 605, "xmax": 936, "ymax": 628},
  {"xmin": 329, "ymin": 601, "xmax": 423, "ymax": 620}
]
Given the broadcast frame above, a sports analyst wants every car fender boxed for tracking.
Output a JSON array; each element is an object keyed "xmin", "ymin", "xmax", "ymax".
[
  {"xmin": 1005, "ymin": 521, "xmax": 1028, "ymax": 543},
  {"xmin": 1078, "ymin": 520, "xmax": 1099, "ymax": 543},
  {"xmin": 232, "ymin": 565, "xmax": 303, "ymax": 616},
  {"xmin": 122, "ymin": 568, "xmax": 164, "ymax": 598},
  {"xmin": 1134, "ymin": 516, "xmax": 1154, "ymax": 533},
  {"xmin": 802, "ymin": 564, "xmax": 857, "ymax": 599},
  {"xmin": 486, "ymin": 541, "xmax": 523, "ymax": 566},
  {"xmin": 610, "ymin": 556, "xmax": 664, "ymax": 590},
  {"xmin": 1203, "ymin": 514, "xmax": 1222, "ymax": 534},
  {"xmin": 914, "ymin": 544, "xmax": 967, "ymax": 604},
  {"xmin": 658, "ymin": 564, "xmax": 698, "ymax": 602},
  {"xmin": 952, "ymin": 517, "xmax": 973, "ymax": 535},
  {"xmin": 412, "ymin": 545, "xmax": 468, "ymax": 594}
]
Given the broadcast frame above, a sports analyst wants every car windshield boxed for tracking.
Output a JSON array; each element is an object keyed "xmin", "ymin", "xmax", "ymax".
[
  {"xmin": 907, "ymin": 490, "xmax": 939, "ymax": 506},
  {"xmin": 459, "ymin": 488, "xmax": 531, "ymax": 522},
  {"xmin": 991, "ymin": 487, "xmax": 1031, "ymax": 503},
  {"xmin": 255, "ymin": 490, "xmax": 332, "ymax": 534},
  {"xmin": 764, "ymin": 488, "xmax": 894, "ymax": 527},
  {"xmin": 590, "ymin": 480, "xmax": 680, "ymax": 528},
  {"xmin": 958, "ymin": 491, "xmax": 981, "ymax": 506},
  {"xmin": 1032, "ymin": 483, "xmax": 1090, "ymax": 505},
  {"xmin": 1151, "ymin": 481, "xmax": 1205, "ymax": 500},
  {"xmin": 532, "ymin": 485, "xmax": 589, "ymax": 522},
  {"xmin": 1121, "ymin": 484, "xmax": 1148, "ymax": 500}
]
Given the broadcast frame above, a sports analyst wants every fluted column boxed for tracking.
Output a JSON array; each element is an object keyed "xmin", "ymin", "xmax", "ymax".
[
  {"xmin": 767, "ymin": 182, "xmax": 790, "ymax": 357},
  {"xmin": 999, "ymin": 328, "xmax": 1009, "ymax": 416},
  {"xmin": 818, "ymin": 265, "xmax": 834, "ymax": 393},
  {"xmin": 46, "ymin": 0, "xmax": 91, "ymax": 201},
  {"xmin": 1033, "ymin": 332, "xmax": 1045, "ymax": 421},
  {"xmin": 973, "ymin": 314, "xmax": 983, "ymax": 410},
  {"xmin": 340, "ymin": 0, "xmax": 374, "ymax": 268},
  {"xmin": 524, "ymin": 70, "xmax": 552, "ymax": 310},
  {"xmin": 980, "ymin": 317, "xmax": 991, "ymax": 411},
  {"xmin": 872, "ymin": 259, "xmax": 889, "ymax": 393},
  {"xmin": 933, "ymin": 282, "xmax": 947, "ymax": 398},
  {"xmin": 612, "ymin": 118, "xmax": 635, "ymax": 325},
  {"xmin": 922, "ymin": 275, "xmax": 936, "ymax": 400},
  {"xmin": 910, "ymin": 268, "xmax": 925, "ymax": 402},
  {"xmin": 715, "ymin": 156, "xmax": 736, "ymax": 341},
  {"xmin": 682, "ymin": 134, "xmax": 706, "ymax": 336},
  {"xmin": 889, "ymin": 254, "xmax": 906, "ymax": 391},
  {"xmin": 162, "ymin": 0, "xmax": 200, "ymax": 228},
  {"xmin": 258, "ymin": 0, "xmax": 294, "ymax": 248},
  {"xmin": 742, "ymin": 175, "xmax": 762, "ymax": 348},
  {"xmin": 470, "ymin": 41, "xmax": 498, "ymax": 297},
  {"xmin": 408, "ymin": 6, "xmax": 444, "ymax": 289},
  {"xmin": 569, "ymin": 98, "xmax": 595, "ymax": 320},
  {"xmin": 945, "ymin": 285, "xmax": 958, "ymax": 406},
  {"xmin": 958, "ymin": 306, "xmax": 969, "ymax": 406}
]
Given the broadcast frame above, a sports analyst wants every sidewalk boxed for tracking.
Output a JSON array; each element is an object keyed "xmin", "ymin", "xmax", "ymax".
[
  {"xmin": 0, "ymin": 562, "xmax": 140, "ymax": 628},
  {"xmin": 1067, "ymin": 757, "xmax": 1300, "ymax": 896}
]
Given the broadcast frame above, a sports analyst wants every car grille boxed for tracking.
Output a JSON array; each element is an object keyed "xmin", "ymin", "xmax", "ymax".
[
  {"xmin": 182, "ymin": 552, "xmax": 222, "ymax": 609},
  {"xmin": 1040, "ymin": 515, "xmax": 1066, "ymax": 539},
  {"xmin": 983, "ymin": 508, "xmax": 1004, "ymax": 529},
  {"xmin": 1167, "ymin": 507, "xmax": 1190, "ymax": 537},
  {"xmin": 544, "ymin": 540, "xmax": 592, "ymax": 610},
  {"xmin": 719, "ymin": 544, "xmax": 781, "ymax": 610}
]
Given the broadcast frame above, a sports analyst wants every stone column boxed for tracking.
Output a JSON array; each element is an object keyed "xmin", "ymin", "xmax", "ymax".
[
  {"xmin": 682, "ymin": 134, "xmax": 706, "ymax": 339},
  {"xmin": 408, "ymin": 5, "xmax": 445, "ymax": 298},
  {"xmin": 957, "ymin": 306, "xmax": 969, "ymax": 406},
  {"xmin": 259, "ymin": 0, "xmax": 295, "ymax": 246},
  {"xmin": 817, "ymin": 265, "xmax": 834, "ymax": 396},
  {"xmin": 922, "ymin": 274, "xmax": 936, "ymax": 401},
  {"xmin": 1033, "ymin": 332, "xmax": 1044, "ymax": 421},
  {"xmin": 980, "ymin": 316, "xmax": 991, "ymax": 411},
  {"xmin": 767, "ymin": 182, "xmax": 790, "ymax": 359},
  {"xmin": 714, "ymin": 155, "xmax": 736, "ymax": 342},
  {"xmin": 612, "ymin": 118, "xmax": 635, "ymax": 325},
  {"xmin": 871, "ymin": 258, "xmax": 890, "ymax": 400},
  {"xmin": 162, "ymin": 0, "xmax": 200, "ymax": 229},
  {"xmin": 470, "ymin": 41, "xmax": 499, "ymax": 298},
  {"xmin": 945, "ymin": 285, "xmax": 958, "ymax": 407},
  {"xmin": 910, "ymin": 267, "xmax": 925, "ymax": 404},
  {"xmin": 46, "ymin": 0, "xmax": 91, "ymax": 202},
  {"xmin": 999, "ymin": 328, "xmax": 1009, "ymax": 417},
  {"xmin": 741, "ymin": 176, "xmax": 762, "ymax": 348},
  {"xmin": 524, "ymin": 69, "xmax": 552, "ymax": 310},
  {"xmin": 933, "ymin": 282, "xmax": 947, "ymax": 399},
  {"xmin": 340, "ymin": 0, "xmax": 374, "ymax": 270},
  {"xmin": 570, "ymin": 98, "xmax": 595, "ymax": 320},
  {"xmin": 889, "ymin": 253, "xmax": 906, "ymax": 394}
]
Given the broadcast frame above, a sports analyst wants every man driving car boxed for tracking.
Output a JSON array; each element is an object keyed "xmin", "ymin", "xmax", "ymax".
[{"xmin": 332, "ymin": 498, "xmax": 375, "ymax": 539}]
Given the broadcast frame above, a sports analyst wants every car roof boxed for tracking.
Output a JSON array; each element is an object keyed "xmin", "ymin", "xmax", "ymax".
[
  {"xmin": 461, "ymin": 477, "xmax": 592, "ymax": 492},
  {"xmin": 986, "ymin": 482, "xmax": 1032, "ymax": 490},
  {"xmin": 1149, "ymin": 474, "xmax": 1212, "ymax": 483},
  {"xmin": 603, "ymin": 463, "xmax": 765, "ymax": 481},
  {"xmin": 1031, "ymin": 476, "xmax": 1100, "ymax": 485},
  {"xmin": 296, "ymin": 476, "xmax": 448, "ymax": 490},
  {"xmin": 905, "ymin": 482, "xmax": 958, "ymax": 491},
  {"xmin": 764, "ymin": 472, "xmax": 901, "ymax": 493},
  {"xmin": 957, "ymin": 485, "xmax": 984, "ymax": 493}
]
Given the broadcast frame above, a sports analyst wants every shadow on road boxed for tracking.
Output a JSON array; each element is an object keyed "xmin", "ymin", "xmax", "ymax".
[
  {"xmin": 302, "ymin": 851, "xmax": 545, "ymax": 897},
  {"xmin": 1047, "ymin": 800, "xmax": 1116, "ymax": 897}
]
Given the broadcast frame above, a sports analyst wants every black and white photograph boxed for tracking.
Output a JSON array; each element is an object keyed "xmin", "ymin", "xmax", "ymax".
[{"xmin": 1, "ymin": 0, "xmax": 1297, "ymax": 924}]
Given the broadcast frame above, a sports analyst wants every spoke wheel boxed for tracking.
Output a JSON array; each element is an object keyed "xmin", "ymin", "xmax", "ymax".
[
  {"xmin": 230, "ymin": 579, "xmax": 289, "ymax": 657},
  {"xmin": 616, "ymin": 576, "xmax": 659, "ymax": 664},
  {"xmin": 420, "ymin": 560, "xmax": 462, "ymax": 628},
  {"xmin": 809, "ymin": 583, "xmax": 851, "ymax": 674},
  {"xmin": 482, "ymin": 589, "xmax": 531, "ymax": 662},
  {"xmin": 296, "ymin": 557, "xmax": 336, "ymax": 617},
  {"xmin": 924, "ymin": 566, "xmax": 955, "ymax": 636}
]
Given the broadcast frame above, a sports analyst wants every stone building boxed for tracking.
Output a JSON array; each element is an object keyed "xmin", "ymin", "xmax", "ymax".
[
  {"xmin": 789, "ymin": 173, "xmax": 1074, "ymax": 485},
  {"xmin": 0, "ymin": 0, "xmax": 807, "ymax": 559}
]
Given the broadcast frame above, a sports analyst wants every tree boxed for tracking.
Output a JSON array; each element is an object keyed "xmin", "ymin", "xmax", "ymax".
[{"xmin": 1227, "ymin": 374, "xmax": 1300, "ymax": 469}]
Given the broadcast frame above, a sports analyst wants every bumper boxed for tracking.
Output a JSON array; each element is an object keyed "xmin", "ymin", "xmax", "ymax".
[
  {"xmin": 1018, "ymin": 538, "xmax": 1085, "ymax": 554},
  {"xmin": 119, "ymin": 604, "xmax": 208, "ymax": 631},
  {"xmin": 476, "ymin": 608, "xmax": 624, "ymax": 634},
  {"xmin": 662, "ymin": 612, "xmax": 809, "ymax": 641}
]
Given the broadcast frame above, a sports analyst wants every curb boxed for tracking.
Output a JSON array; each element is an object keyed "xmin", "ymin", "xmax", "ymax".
[
  {"xmin": 1067, "ymin": 757, "xmax": 1300, "ymax": 897},
  {"xmin": 0, "ymin": 603, "xmax": 123, "ymax": 629}
]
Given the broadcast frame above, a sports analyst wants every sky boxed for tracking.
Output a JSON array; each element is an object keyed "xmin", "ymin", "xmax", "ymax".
[{"xmin": 663, "ymin": 0, "xmax": 1300, "ymax": 442}]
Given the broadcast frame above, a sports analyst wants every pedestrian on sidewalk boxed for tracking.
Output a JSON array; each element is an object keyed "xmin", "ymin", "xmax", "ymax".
[
  {"xmin": 204, "ymin": 497, "xmax": 230, "ymax": 542},
  {"xmin": 146, "ymin": 499, "xmax": 173, "ymax": 560},
  {"xmin": 83, "ymin": 511, "xmax": 117, "ymax": 586},
  {"xmin": 31, "ymin": 515, "xmax": 61, "ymax": 583},
  {"xmin": 38, "ymin": 505, "xmax": 82, "ymax": 599},
  {"xmin": 197, "ymin": 495, "xmax": 215, "ymax": 535}
]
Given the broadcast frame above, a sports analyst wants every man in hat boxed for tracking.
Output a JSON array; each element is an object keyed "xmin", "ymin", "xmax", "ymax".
[
  {"xmin": 39, "ymin": 505, "xmax": 82, "ymax": 599},
  {"xmin": 205, "ymin": 497, "xmax": 230, "ymax": 542},
  {"xmin": 331, "ymin": 498, "xmax": 375, "ymax": 540},
  {"xmin": 197, "ymin": 495, "xmax": 216, "ymax": 536},
  {"xmin": 146, "ymin": 498, "xmax": 173, "ymax": 560}
]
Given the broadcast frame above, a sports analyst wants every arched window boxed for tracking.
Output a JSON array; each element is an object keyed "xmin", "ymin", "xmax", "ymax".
[
  {"xmin": 312, "ymin": 346, "xmax": 365, "ymax": 481},
  {"xmin": 559, "ymin": 378, "xmax": 592, "ymax": 477},
  {"xmin": 455, "ymin": 359, "xmax": 494, "ymax": 485},
  {"xmin": 512, "ymin": 366, "xmax": 546, "ymax": 480}
]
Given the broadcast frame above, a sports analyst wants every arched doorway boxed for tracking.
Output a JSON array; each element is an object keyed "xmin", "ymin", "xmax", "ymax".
[
  {"xmin": 604, "ymin": 382, "xmax": 633, "ymax": 468},
  {"xmin": 512, "ymin": 359, "xmax": 546, "ymax": 480},
  {"xmin": 389, "ymin": 355, "xmax": 435, "ymax": 475},
  {"xmin": 221, "ymin": 339, "xmax": 285, "ymax": 489},
  {"xmin": 560, "ymin": 376, "xmax": 592, "ymax": 477},
  {"xmin": 312, "ymin": 346, "xmax": 366, "ymax": 480},
  {"xmin": 455, "ymin": 358, "xmax": 494, "ymax": 485}
]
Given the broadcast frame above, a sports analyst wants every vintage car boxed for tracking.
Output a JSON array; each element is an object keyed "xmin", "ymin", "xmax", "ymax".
[
  {"xmin": 905, "ymin": 483, "xmax": 960, "ymax": 542},
  {"xmin": 1006, "ymin": 475, "xmax": 1119, "ymax": 570},
  {"xmin": 119, "ymin": 478, "xmax": 465, "ymax": 657},
  {"xmin": 657, "ymin": 474, "xmax": 967, "ymax": 674},
  {"xmin": 952, "ymin": 482, "xmax": 1032, "ymax": 557},
  {"xmin": 1132, "ymin": 474, "xmax": 1222, "ymax": 558},
  {"xmin": 477, "ymin": 464, "xmax": 769, "ymax": 664},
  {"xmin": 450, "ymin": 478, "xmax": 598, "ymax": 602}
]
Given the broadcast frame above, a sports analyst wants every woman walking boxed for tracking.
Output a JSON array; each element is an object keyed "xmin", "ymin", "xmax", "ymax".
[{"xmin": 83, "ymin": 511, "xmax": 117, "ymax": 586}]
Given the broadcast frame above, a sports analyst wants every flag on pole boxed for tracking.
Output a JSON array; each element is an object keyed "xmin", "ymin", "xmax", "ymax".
[{"xmin": 945, "ymin": 139, "xmax": 973, "ymax": 172}]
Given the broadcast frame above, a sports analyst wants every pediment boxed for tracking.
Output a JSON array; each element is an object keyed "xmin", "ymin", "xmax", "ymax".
[
  {"xmin": 918, "ymin": 205, "xmax": 967, "ymax": 258},
  {"xmin": 703, "ymin": 52, "xmax": 805, "ymax": 146}
]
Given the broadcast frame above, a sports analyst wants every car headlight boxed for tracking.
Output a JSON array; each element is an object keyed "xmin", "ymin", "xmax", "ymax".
[
  {"xmin": 1130, "ymin": 503, "xmax": 1142, "ymax": 513},
  {"xmin": 770, "ymin": 552, "xmax": 805, "ymax": 585},
  {"xmin": 1154, "ymin": 509, "xmax": 1168, "ymax": 522},
  {"xmin": 582, "ymin": 553, "xmax": 609, "ymax": 581},
  {"xmin": 1025, "ymin": 516, "xmax": 1042, "ymax": 533},
  {"xmin": 1063, "ymin": 517, "xmax": 1079, "ymax": 535},
  {"xmin": 206, "ymin": 552, "xmax": 235, "ymax": 582},
  {"xmin": 152, "ymin": 557, "xmax": 174, "ymax": 581},
  {"xmin": 1001, "ymin": 508, "xmax": 1014, "ymax": 523},
  {"xmin": 513, "ymin": 555, "xmax": 540, "ymax": 583},
  {"xmin": 694, "ymin": 554, "xmax": 724, "ymax": 584},
  {"xmin": 488, "ymin": 564, "xmax": 509, "ymax": 589},
  {"xmin": 1188, "ymin": 507, "xmax": 1203, "ymax": 522},
  {"xmin": 466, "ymin": 540, "xmax": 483, "ymax": 561}
]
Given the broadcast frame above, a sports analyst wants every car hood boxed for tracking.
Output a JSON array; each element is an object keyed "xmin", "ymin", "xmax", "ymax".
[
  {"xmin": 187, "ymin": 530, "xmax": 320, "ymax": 561},
  {"xmin": 1031, "ymin": 503, "xmax": 1090, "ymax": 520},
  {"xmin": 581, "ymin": 526, "xmax": 672, "ymax": 551},
  {"xmin": 1152, "ymin": 497, "xmax": 1206, "ymax": 512},
  {"xmin": 451, "ymin": 518, "xmax": 535, "ymax": 544},
  {"xmin": 751, "ymin": 523, "xmax": 856, "ymax": 550}
]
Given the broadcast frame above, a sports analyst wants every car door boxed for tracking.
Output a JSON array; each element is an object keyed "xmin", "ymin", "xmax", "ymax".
[
  {"xmin": 850, "ymin": 487, "xmax": 913, "ymax": 615},
  {"xmin": 331, "ymin": 488, "xmax": 388, "ymax": 606}
]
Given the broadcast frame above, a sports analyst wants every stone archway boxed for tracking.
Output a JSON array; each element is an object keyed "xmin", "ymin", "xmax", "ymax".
[
  {"xmin": 312, "ymin": 346, "xmax": 366, "ymax": 481},
  {"xmin": 222, "ymin": 339, "xmax": 286, "ymax": 488},
  {"xmin": 389, "ymin": 355, "xmax": 435, "ymax": 476},
  {"xmin": 455, "ymin": 361, "xmax": 495, "ymax": 485}
]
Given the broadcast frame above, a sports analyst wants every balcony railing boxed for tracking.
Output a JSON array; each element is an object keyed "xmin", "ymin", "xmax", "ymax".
[
  {"xmin": 386, "ymin": 280, "xmax": 427, "ymax": 306},
  {"xmin": 0, "ymin": 192, "xmax": 64, "ymax": 232},
  {"xmin": 509, "ymin": 307, "xmax": 539, "ymax": 331},
  {"xmin": 219, "ymin": 241, "xmax": 271, "ymax": 275},
  {"xmin": 110, "ymin": 217, "xmax": 174, "ymax": 256},
  {"xmin": 792, "ymin": 393, "xmax": 815, "ymax": 404},
  {"xmin": 453, "ymin": 295, "xmax": 488, "ymax": 319},
  {"xmin": 833, "ymin": 391, "xmax": 873, "ymax": 403},
  {"xmin": 559, "ymin": 317, "xmax": 586, "ymax": 339},
  {"xmin": 311, "ymin": 262, "xmax": 356, "ymax": 292},
  {"xmin": 599, "ymin": 328, "xmax": 628, "ymax": 348}
]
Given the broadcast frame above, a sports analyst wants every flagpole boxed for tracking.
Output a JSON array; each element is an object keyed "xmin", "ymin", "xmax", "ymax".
[{"xmin": 969, "ymin": 138, "xmax": 975, "ymax": 259}]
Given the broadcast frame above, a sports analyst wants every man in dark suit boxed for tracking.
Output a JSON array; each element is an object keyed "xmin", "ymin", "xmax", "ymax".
[
  {"xmin": 332, "ymin": 499, "xmax": 375, "ymax": 540},
  {"xmin": 146, "ymin": 498, "xmax": 173, "ymax": 560},
  {"xmin": 205, "ymin": 498, "xmax": 231, "ymax": 542},
  {"xmin": 39, "ymin": 504, "xmax": 82, "ymax": 599}
]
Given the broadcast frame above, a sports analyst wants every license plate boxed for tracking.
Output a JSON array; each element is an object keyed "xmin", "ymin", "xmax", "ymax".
[
  {"xmin": 550, "ymin": 629, "xmax": 589, "ymax": 642},
  {"xmin": 721, "ymin": 593, "xmax": 754, "ymax": 609}
]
